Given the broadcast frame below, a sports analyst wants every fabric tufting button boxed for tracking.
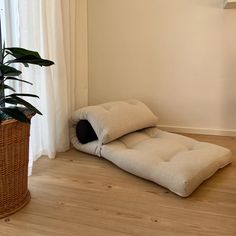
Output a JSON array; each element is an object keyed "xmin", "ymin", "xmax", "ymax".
[
  {"xmin": 102, "ymin": 105, "xmax": 111, "ymax": 111},
  {"xmin": 127, "ymin": 100, "xmax": 138, "ymax": 105}
]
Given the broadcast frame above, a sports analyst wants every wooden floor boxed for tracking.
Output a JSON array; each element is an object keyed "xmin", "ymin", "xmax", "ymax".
[{"xmin": 0, "ymin": 134, "xmax": 236, "ymax": 236}]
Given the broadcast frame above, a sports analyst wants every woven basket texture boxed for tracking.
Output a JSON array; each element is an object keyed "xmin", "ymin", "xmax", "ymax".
[{"xmin": 0, "ymin": 119, "xmax": 31, "ymax": 218}]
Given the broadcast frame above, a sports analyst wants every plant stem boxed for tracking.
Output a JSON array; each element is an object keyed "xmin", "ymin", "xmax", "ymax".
[
  {"xmin": 0, "ymin": 15, "xmax": 5, "ymax": 107},
  {"xmin": 0, "ymin": 16, "xmax": 2, "ymax": 63},
  {"xmin": 0, "ymin": 80, "xmax": 5, "ymax": 107}
]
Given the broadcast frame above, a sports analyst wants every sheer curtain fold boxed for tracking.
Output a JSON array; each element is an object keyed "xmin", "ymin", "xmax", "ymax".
[{"xmin": 1, "ymin": 0, "xmax": 88, "ymax": 175}]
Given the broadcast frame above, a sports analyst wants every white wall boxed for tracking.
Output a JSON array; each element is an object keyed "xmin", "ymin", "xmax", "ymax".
[{"xmin": 88, "ymin": 0, "xmax": 236, "ymax": 136}]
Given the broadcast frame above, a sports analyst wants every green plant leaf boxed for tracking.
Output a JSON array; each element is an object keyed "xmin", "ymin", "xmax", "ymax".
[
  {"xmin": 23, "ymin": 62, "xmax": 29, "ymax": 67},
  {"xmin": 8, "ymin": 93, "xmax": 39, "ymax": 98},
  {"xmin": 1, "ymin": 84, "xmax": 16, "ymax": 92},
  {"xmin": 1, "ymin": 97, "xmax": 17, "ymax": 105},
  {"xmin": 5, "ymin": 77, "xmax": 33, "ymax": 85},
  {"xmin": 0, "ymin": 64, "xmax": 22, "ymax": 76},
  {"xmin": 4, "ymin": 96, "xmax": 42, "ymax": 115},
  {"xmin": 0, "ymin": 107, "xmax": 30, "ymax": 123},
  {"xmin": 6, "ymin": 55, "xmax": 54, "ymax": 67},
  {"xmin": 5, "ymin": 47, "xmax": 41, "ymax": 58}
]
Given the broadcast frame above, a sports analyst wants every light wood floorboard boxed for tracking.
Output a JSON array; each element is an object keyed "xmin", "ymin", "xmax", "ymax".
[{"xmin": 1, "ymin": 134, "xmax": 236, "ymax": 236}]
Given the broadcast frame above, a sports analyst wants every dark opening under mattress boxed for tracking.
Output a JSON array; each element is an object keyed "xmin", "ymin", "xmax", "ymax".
[{"xmin": 76, "ymin": 120, "xmax": 98, "ymax": 144}]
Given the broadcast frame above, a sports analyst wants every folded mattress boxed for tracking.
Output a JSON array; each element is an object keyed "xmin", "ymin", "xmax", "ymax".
[{"xmin": 70, "ymin": 100, "xmax": 232, "ymax": 197}]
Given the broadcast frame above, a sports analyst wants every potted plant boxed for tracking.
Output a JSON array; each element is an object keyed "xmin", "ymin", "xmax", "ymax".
[{"xmin": 0, "ymin": 22, "xmax": 54, "ymax": 218}]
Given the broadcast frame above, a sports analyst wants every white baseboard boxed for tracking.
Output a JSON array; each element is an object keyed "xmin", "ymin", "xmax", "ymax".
[{"xmin": 157, "ymin": 125, "xmax": 236, "ymax": 137}]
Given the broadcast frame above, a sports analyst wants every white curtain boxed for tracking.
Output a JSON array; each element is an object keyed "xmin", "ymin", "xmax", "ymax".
[{"xmin": 1, "ymin": 0, "xmax": 88, "ymax": 175}]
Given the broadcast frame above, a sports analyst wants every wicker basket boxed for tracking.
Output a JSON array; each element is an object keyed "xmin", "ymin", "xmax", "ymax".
[{"xmin": 0, "ymin": 119, "xmax": 31, "ymax": 218}]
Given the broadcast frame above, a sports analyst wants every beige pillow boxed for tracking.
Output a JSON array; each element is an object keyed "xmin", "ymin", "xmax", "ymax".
[{"xmin": 71, "ymin": 99, "xmax": 158, "ymax": 144}]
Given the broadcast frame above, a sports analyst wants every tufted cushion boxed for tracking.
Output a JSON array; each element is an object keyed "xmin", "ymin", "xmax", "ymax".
[
  {"xmin": 70, "ymin": 100, "xmax": 232, "ymax": 197},
  {"xmin": 101, "ymin": 128, "xmax": 232, "ymax": 197},
  {"xmin": 71, "ymin": 99, "xmax": 158, "ymax": 144}
]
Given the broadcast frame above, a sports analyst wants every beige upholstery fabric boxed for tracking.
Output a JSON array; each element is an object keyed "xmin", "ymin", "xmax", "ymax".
[
  {"xmin": 70, "ymin": 100, "xmax": 232, "ymax": 197},
  {"xmin": 71, "ymin": 99, "xmax": 158, "ymax": 145},
  {"xmin": 102, "ymin": 128, "xmax": 232, "ymax": 197}
]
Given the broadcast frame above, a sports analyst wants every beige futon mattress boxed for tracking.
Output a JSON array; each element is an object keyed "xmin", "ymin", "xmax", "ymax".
[{"xmin": 70, "ymin": 100, "xmax": 232, "ymax": 197}]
